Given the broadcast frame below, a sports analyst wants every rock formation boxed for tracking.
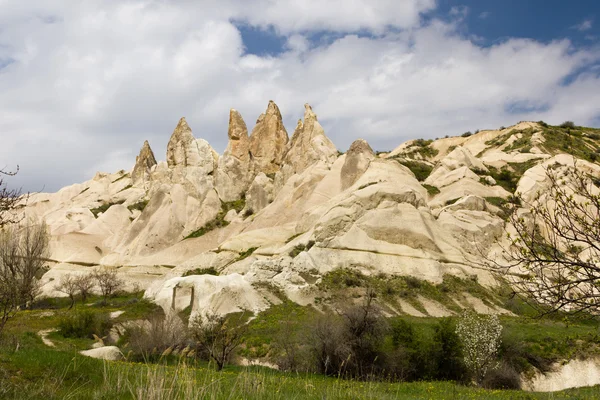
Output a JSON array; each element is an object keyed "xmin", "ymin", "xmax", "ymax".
[
  {"xmin": 215, "ymin": 109, "xmax": 251, "ymax": 202},
  {"xmin": 248, "ymin": 101, "xmax": 288, "ymax": 175},
  {"xmin": 131, "ymin": 140, "xmax": 157, "ymax": 186},
  {"xmin": 166, "ymin": 117, "xmax": 216, "ymax": 174},
  {"xmin": 19, "ymin": 108, "xmax": 600, "ymax": 330},
  {"xmin": 283, "ymin": 104, "xmax": 338, "ymax": 175},
  {"xmin": 340, "ymin": 139, "xmax": 375, "ymax": 190}
]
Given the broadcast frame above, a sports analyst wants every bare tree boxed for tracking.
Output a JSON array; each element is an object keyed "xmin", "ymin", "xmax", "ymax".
[
  {"xmin": 55, "ymin": 274, "xmax": 79, "ymax": 309},
  {"xmin": 74, "ymin": 274, "xmax": 94, "ymax": 303},
  {"xmin": 190, "ymin": 311, "xmax": 247, "ymax": 371},
  {"xmin": 501, "ymin": 162, "xmax": 600, "ymax": 315},
  {"xmin": 0, "ymin": 221, "xmax": 49, "ymax": 334},
  {"xmin": 0, "ymin": 166, "xmax": 24, "ymax": 228},
  {"xmin": 92, "ymin": 267, "xmax": 123, "ymax": 303}
]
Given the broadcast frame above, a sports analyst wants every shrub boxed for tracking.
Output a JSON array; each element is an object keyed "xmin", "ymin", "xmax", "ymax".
[
  {"xmin": 422, "ymin": 184, "xmax": 440, "ymax": 196},
  {"xmin": 191, "ymin": 311, "xmax": 248, "ymax": 371},
  {"xmin": 396, "ymin": 160, "xmax": 433, "ymax": 181},
  {"xmin": 182, "ymin": 267, "xmax": 219, "ymax": 277},
  {"xmin": 123, "ymin": 313, "xmax": 188, "ymax": 360},
  {"xmin": 431, "ymin": 318, "xmax": 467, "ymax": 381},
  {"xmin": 58, "ymin": 309, "xmax": 112, "ymax": 339},
  {"xmin": 456, "ymin": 311, "xmax": 503, "ymax": 385},
  {"xmin": 92, "ymin": 267, "xmax": 123, "ymax": 303},
  {"xmin": 482, "ymin": 362, "xmax": 521, "ymax": 390},
  {"xmin": 127, "ymin": 199, "xmax": 149, "ymax": 212},
  {"xmin": 560, "ymin": 121, "xmax": 576, "ymax": 129},
  {"xmin": 461, "ymin": 131, "xmax": 473, "ymax": 138}
]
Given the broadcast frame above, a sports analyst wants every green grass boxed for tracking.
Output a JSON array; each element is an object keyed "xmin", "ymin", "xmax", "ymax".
[
  {"xmin": 185, "ymin": 198, "xmax": 246, "ymax": 239},
  {"xmin": 395, "ymin": 160, "xmax": 434, "ymax": 181},
  {"xmin": 289, "ymin": 241, "xmax": 315, "ymax": 258},
  {"xmin": 486, "ymin": 159, "xmax": 538, "ymax": 193},
  {"xmin": 540, "ymin": 125, "xmax": 600, "ymax": 163},
  {"xmin": 127, "ymin": 199, "xmax": 149, "ymax": 212},
  {"xmin": 90, "ymin": 200, "xmax": 126, "ymax": 218},
  {"xmin": 504, "ymin": 128, "xmax": 535, "ymax": 153},
  {"xmin": 236, "ymin": 247, "xmax": 258, "ymax": 262},
  {"xmin": 240, "ymin": 301, "xmax": 317, "ymax": 358},
  {"xmin": 318, "ymin": 270, "xmax": 499, "ymax": 315},
  {"xmin": 3, "ymin": 291, "xmax": 600, "ymax": 399},
  {"xmin": 4, "ymin": 344, "xmax": 600, "ymax": 399},
  {"xmin": 422, "ymin": 184, "xmax": 440, "ymax": 196}
]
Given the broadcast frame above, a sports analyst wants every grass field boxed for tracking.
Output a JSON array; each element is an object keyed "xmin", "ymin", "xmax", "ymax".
[{"xmin": 2, "ymin": 292, "xmax": 600, "ymax": 399}]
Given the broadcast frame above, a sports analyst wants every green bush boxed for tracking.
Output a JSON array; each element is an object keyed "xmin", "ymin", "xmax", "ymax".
[
  {"xmin": 396, "ymin": 160, "xmax": 433, "ymax": 181},
  {"xmin": 58, "ymin": 309, "xmax": 112, "ymax": 339},
  {"xmin": 560, "ymin": 121, "xmax": 576, "ymax": 129}
]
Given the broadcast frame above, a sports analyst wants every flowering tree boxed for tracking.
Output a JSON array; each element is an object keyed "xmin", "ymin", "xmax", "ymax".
[{"xmin": 456, "ymin": 311, "xmax": 502, "ymax": 385}]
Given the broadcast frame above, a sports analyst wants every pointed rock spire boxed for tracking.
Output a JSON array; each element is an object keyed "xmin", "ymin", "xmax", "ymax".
[
  {"xmin": 248, "ymin": 100, "xmax": 289, "ymax": 175},
  {"xmin": 215, "ymin": 109, "xmax": 252, "ymax": 201},
  {"xmin": 283, "ymin": 103, "xmax": 338, "ymax": 175},
  {"xmin": 341, "ymin": 139, "xmax": 375, "ymax": 190},
  {"xmin": 226, "ymin": 109, "xmax": 250, "ymax": 161},
  {"xmin": 166, "ymin": 117, "xmax": 215, "ymax": 175},
  {"xmin": 132, "ymin": 140, "xmax": 157, "ymax": 185}
]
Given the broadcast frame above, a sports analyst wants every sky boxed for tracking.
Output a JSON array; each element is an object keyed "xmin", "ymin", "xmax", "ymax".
[{"xmin": 0, "ymin": 0, "xmax": 599, "ymax": 192}]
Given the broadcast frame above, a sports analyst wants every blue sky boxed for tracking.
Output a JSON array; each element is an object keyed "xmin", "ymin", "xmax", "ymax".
[
  {"xmin": 240, "ymin": 1, "xmax": 599, "ymax": 54},
  {"xmin": 0, "ymin": 0, "xmax": 599, "ymax": 191}
]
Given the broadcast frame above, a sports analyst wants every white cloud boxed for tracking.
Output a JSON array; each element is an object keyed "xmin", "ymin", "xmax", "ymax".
[
  {"xmin": 0, "ymin": 1, "xmax": 599, "ymax": 191},
  {"xmin": 572, "ymin": 18, "xmax": 593, "ymax": 32},
  {"xmin": 479, "ymin": 11, "xmax": 491, "ymax": 20}
]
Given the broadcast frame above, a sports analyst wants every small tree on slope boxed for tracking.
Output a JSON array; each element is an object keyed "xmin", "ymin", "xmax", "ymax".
[{"xmin": 456, "ymin": 311, "xmax": 502, "ymax": 386}]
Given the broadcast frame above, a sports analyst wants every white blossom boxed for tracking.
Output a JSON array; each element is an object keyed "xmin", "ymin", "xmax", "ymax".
[{"xmin": 456, "ymin": 311, "xmax": 503, "ymax": 385}]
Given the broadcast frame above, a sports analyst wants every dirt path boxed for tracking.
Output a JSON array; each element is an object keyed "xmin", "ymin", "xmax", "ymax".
[{"xmin": 38, "ymin": 329, "xmax": 57, "ymax": 347}]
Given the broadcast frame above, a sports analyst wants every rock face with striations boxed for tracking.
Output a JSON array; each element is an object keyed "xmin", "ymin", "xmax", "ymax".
[
  {"xmin": 131, "ymin": 140, "xmax": 157, "ymax": 186},
  {"xmin": 248, "ymin": 101, "xmax": 289, "ymax": 176},
  {"xmin": 215, "ymin": 109, "xmax": 251, "ymax": 202},
  {"xmin": 283, "ymin": 104, "xmax": 338, "ymax": 175}
]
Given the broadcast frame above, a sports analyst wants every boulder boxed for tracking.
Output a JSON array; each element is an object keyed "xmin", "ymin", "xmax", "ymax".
[
  {"xmin": 80, "ymin": 346, "xmax": 123, "ymax": 361},
  {"xmin": 248, "ymin": 101, "xmax": 289, "ymax": 175}
]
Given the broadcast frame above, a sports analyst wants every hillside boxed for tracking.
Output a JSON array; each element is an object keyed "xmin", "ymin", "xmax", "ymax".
[{"xmin": 18, "ymin": 102, "xmax": 600, "ymax": 321}]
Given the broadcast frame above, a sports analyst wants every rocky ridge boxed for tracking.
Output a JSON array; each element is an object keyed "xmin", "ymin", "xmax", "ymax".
[{"xmin": 19, "ymin": 104, "xmax": 600, "ymax": 321}]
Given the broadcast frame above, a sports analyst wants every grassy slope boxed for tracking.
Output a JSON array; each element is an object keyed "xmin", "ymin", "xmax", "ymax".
[{"xmin": 2, "ymin": 295, "xmax": 600, "ymax": 399}]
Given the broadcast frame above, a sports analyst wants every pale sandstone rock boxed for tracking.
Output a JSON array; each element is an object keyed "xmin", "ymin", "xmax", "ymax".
[
  {"xmin": 167, "ymin": 117, "xmax": 215, "ymax": 173},
  {"xmin": 80, "ymin": 346, "xmax": 123, "ymax": 361},
  {"xmin": 150, "ymin": 274, "xmax": 269, "ymax": 322},
  {"xmin": 245, "ymin": 173, "xmax": 274, "ymax": 214},
  {"xmin": 131, "ymin": 140, "xmax": 157, "ymax": 185},
  {"xmin": 248, "ymin": 101, "xmax": 289, "ymax": 175},
  {"xmin": 283, "ymin": 104, "xmax": 338, "ymax": 175},
  {"xmin": 341, "ymin": 139, "xmax": 375, "ymax": 190},
  {"xmin": 215, "ymin": 109, "xmax": 251, "ymax": 202}
]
